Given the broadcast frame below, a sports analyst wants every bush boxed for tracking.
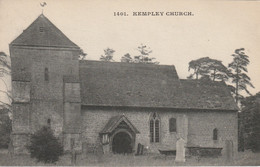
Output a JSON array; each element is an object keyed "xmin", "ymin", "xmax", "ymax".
[
  {"xmin": 27, "ymin": 126, "xmax": 63, "ymax": 164},
  {"xmin": 0, "ymin": 110, "xmax": 12, "ymax": 149},
  {"xmin": 249, "ymin": 108, "xmax": 260, "ymax": 152}
]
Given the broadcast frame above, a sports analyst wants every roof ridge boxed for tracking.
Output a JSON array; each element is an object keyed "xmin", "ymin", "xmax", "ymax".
[
  {"xmin": 10, "ymin": 14, "xmax": 42, "ymax": 45},
  {"xmin": 42, "ymin": 15, "xmax": 79, "ymax": 48},
  {"xmin": 180, "ymin": 79, "xmax": 225, "ymax": 83},
  {"xmin": 79, "ymin": 60, "xmax": 176, "ymax": 68},
  {"xmin": 10, "ymin": 14, "xmax": 80, "ymax": 49}
]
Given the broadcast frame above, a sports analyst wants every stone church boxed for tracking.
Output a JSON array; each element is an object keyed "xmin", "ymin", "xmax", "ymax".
[{"xmin": 10, "ymin": 14, "xmax": 238, "ymax": 154}]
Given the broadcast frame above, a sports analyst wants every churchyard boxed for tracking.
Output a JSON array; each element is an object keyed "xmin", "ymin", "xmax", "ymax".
[{"xmin": 0, "ymin": 149, "xmax": 259, "ymax": 166}]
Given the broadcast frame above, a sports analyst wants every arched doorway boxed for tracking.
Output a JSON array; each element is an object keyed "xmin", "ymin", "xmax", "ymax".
[
  {"xmin": 100, "ymin": 115, "xmax": 140, "ymax": 154},
  {"xmin": 112, "ymin": 132, "xmax": 132, "ymax": 154}
]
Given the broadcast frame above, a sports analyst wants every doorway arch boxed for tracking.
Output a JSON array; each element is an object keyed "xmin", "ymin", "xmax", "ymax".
[
  {"xmin": 112, "ymin": 131, "xmax": 133, "ymax": 154},
  {"xmin": 100, "ymin": 115, "xmax": 140, "ymax": 154}
]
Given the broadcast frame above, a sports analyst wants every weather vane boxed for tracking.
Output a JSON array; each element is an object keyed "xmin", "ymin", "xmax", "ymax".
[{"xmin": 40, "ymin": 2, "xmax": 47, "ymax": 14}]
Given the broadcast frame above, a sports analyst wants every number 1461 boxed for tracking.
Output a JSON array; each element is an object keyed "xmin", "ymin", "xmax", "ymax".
[{"xmin": 114, "ymin": 12, "xmax": 128, "ymax": 16}]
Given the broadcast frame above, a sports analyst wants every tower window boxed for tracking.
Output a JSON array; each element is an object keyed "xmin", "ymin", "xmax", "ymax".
[
  {"xmin": 150, "ymin": 112, "xmax": 160, "ymax": 143},
  {"xmin": 39, "ymin": 27, "xmax": 44, "ymax": 32},
  {"xmin": 44, "ymin": 68, "xmax": 49, "ymax": 81},
  {"xmin": 70, "ymin": 138, "xmax": 75, "ymax": 150},
  {"xmin": 169, "ymin": 118, "xmax": 177, "ymax": 132},
  {"xmin": 47, "ymin": 118, "xmax": 51, "ymax": 127},
  {"xmin": 213, "ymin": 128, "xmax": 218, "ymax": 140}
]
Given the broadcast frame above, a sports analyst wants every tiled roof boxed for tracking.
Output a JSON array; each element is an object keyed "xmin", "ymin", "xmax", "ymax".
[
  {"xmin": 100, "ymin": 115, "xmax": 140, "ymax": 134},
  {"xmin": 80, "ymin": 60, "xmax": 183, "ymax": 108},
  {"xmin": 79, "ymin": 60, "xmax": 238, "ymax": 110},
  {"xmin": 11, "ymin": 14, "xmax": 79, "ymax": 49},
  {"xmin": 179, "ymin": 79, "xmax": 238, "ymax": 110}
]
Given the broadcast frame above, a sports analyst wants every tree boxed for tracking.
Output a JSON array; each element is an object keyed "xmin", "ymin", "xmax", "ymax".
[
  {"xmin": 0, "ymin": 108, "xmax": 12, "ymax": 149},
  {"xmin": 0, "ymin": 52, "xmax": 12, "ymax": 112},
  {"xmin": 188, "ymin": 57, "xmax": 207, "ymax": 80},
  {"xmin": 187, "ymin": 57, "xmax": 228, "ymax": 81},
  {"xmin": 78, "ymin": 49, "xmax": 87, "ymax": 60},
  {"xmin": 0, "ymin": 52, "xmax": 12, "ymax": 150},
  {"xmin": 100, "ymin": 48, "xmax": 115, "ymax": 62},
  {"xmin": 121, "ymin": 53, "xmax": 133, "ymax": 63},
  {"xmin": 207, "ymin": 59, "xmax": 229, "ymax": 81},
  {"xmin": 134, "ymin": 44, "xmax": 158, "ymax": 64},
  {"xmin": 27, "ymin": 126, "xmax": 64, "ymax": 164},
  {"xmin": 249, "ymin": 107, "xmax": 260, "ymax": 152},
  {"xmin": 241, "ymin": 92, "xmax": 260, "ymax": 108},
  {"xmin": 0, "ymin": 52, "xmax": 11, "ymax": 74},
  {"xmin": 228, "ymin": 48, "xmax": 254, "ymax": 103},
  {"xmin": 240, "ymin": 92, "xmax": 260, "ymax": 152}
]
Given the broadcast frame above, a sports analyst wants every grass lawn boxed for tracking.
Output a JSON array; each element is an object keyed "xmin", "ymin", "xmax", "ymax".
[{"xmin": 0, "ymin": 149, "xmax": 259, "ymax": 166}]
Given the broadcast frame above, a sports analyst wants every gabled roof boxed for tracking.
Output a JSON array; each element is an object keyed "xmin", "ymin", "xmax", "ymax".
[
  {"xmin": 10, "ymin": 14, "xmax": 79, "ymax": 49},
  {"xmin": 79, "ymin": 60, "xmax": 238, "ymax": 111},
  {"xmin": 79, "ymin": 60, "xmax": 182, "ymax": 108},
  {"xmin": 100, "ymin": 115, "xmax": 140, "ymax": 134},
  {"xmin": 179, "ymin": 79, "xmax": 238, "ymax": 110}
]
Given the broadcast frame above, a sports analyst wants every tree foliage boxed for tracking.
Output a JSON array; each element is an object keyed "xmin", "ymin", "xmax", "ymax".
[
  {"xmin": 0, "ymin": 52, "xmax": 12, "ymax": 111},
  {"xmin": 240, "ymin": 92, "xmax": 260, "ymax": 152},
  {"xmin": 134, "ymin": 44, "xmax": 158, "ymax": 64},
  {"xmin": 0, "ymin": 108, "xmax": 12, "ymax": 149},
  {"xmin": 100, "ymin": 48, "xmax": 115, "ymax": 62},
  {"xmin": 249, "ymin": 109, "xmax": 260, "ymax": 152},
  {"xmin": 241, "ymin": 92, "xmax": 260, "ymax": 108},
  {"xmin": 228, "ymin": 48, "xmax": 254, "ymax": 103},
  {"xmin": 0, "ymin": 52, "xmax": 11, "ymax": 74},
  {"xmin": 27, "ymin": 126, "xmax": 63, "ymax": 164},
  {"xmin": 121, "ymin": 53, "xmax": 133, "ymax": 63},
  {"xmin": 188, "ymin": 57, "xmax": 228, "ymax": 81},
  {"xmin": 78, "ymin": 49, "xmax": 87, "ymax": 60}
]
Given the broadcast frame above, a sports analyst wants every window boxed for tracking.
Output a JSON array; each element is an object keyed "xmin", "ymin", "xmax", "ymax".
[
  {"xmin": 70, "ymin": 138, "xmax": 75, "ymax": 150},
  {"xmin": 169, "ymin": 118, "xmax": 177, "ymax": 132},
  {"xmin": 213, "ymin": 128, "xmax": 218, "ymax": 140},
  {"xmin": 44, "ymin": 68, "xmax": 49, "ymax": 81},
  {"xmin": 150, "ymin": 112, "xmax": 160, "ymax": 143},
  {"xmin": 39, "ymin": 27, "xmax": 44, "ymax": 32},
  {"xmin": 150, "ymin": 120, "xmax": 154, "ymax": 142},
  {"xmin": 47, "ymin": 118, "xmax": 51, "ymax": 127}
]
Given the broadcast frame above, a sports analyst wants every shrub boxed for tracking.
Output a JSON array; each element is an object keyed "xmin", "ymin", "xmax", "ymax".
[{"xmin": 27, "ymin": 126, "xmax": 63, "ymax": 164}]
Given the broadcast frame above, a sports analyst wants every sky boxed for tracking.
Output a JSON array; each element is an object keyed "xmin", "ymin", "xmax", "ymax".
[{"xmin": 0, "ymin": 0, "xmax": 260, "ymax": 104}]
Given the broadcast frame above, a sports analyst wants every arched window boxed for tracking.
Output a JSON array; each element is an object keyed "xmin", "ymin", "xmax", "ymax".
[
  {"xmin": 44, "ymin": 68, "xmax": 49, "ymax": 81},
  {"xmin": 169, "ymin": 118, "xmax": 177, "ymax": 132},
  {"xmin": 150, "ymin": 112, "xmax": 160, "ymax": 143},
  {"xmin": 70, "ymin": 138, "xmax": 75, "ymax": 150},
  {"xmin": 213, "ymin": 128, "xmax": 218, "ymax": 140},
  {"xmin": 47, "ymin": 118, "xmax": 51, "ymax": 127}
]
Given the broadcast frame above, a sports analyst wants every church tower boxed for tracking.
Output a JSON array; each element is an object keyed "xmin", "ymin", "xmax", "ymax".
[{"xmin": 10, "ymin": 14, "xmax": 82, "ymax": 153}]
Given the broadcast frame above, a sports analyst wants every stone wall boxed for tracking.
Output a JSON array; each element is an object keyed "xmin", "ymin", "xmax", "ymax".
[
  {"xmin": 81, "ymin": 107, "xmax": 238, "ymax": 154},
  {"xmin": 63, "ymin": 133, "xmax": 82, "ymax": 152},
  {"xmin": 12, "ymin": 134, "xmax": 29, "ymax": 154},
  {"xmin": 12, "ymin": 81, "xmax": 30, "ymax": 102},
  {"xmin": 187, "ymin": 110, "xmax": 238, "ymax": 150},
  {"xmin": 10, "ymin": 45, "xmax": 81, "ymax": 153},
  {"xmin": 63, "ymin": 82, "xmax": 82, "ymax": 151},
  {"xmin": 12, "ymin": 103, "xmax": 30, "ymax": 134}
]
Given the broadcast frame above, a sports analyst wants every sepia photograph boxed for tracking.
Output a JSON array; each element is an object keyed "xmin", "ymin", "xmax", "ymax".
[{"xmin": 0, "ymin": 0, "xmax": 259, "ymax": 166}]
